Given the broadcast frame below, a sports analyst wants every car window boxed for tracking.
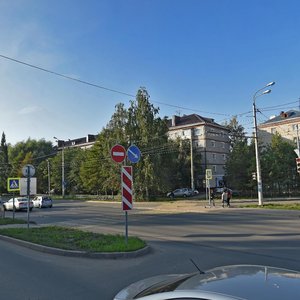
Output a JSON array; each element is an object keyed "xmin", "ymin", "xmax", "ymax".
[{"xmin": 134, "ymin": 274, "xmax": 195, "ymax": 298}]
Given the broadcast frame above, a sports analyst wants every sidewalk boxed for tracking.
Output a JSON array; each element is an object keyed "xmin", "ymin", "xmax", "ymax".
[{"xmin": 132, "ymin": 197, "xmax": 300, "ymax": 214}]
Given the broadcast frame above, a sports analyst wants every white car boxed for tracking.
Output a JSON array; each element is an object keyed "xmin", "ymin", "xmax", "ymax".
[
  {"xmin": 167, "ymin": 188, "xmax": 192, "ymax": 198},
  {"xmin": 32, "ymin": 195, "xmax": 53, "ymax": 208},
  {"xmin": 3, "ymin": 197, "xmax": 33, "ymax": 211},
  {"xmin": 114, "ymin": 264, "xmax": 300, "ymax": 300}
]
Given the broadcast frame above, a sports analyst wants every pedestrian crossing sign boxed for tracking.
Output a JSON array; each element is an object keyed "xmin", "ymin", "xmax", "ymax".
[{"xmin": 7, "ymin": 178, "xmax": 20, "ymax": 191}]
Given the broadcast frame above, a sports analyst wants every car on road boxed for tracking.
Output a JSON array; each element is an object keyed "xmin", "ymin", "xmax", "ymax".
[
  {"xmin": 167, "ymin": 188, "xmax": 192, "ymax": 198},
  {"xmin": 3, "ymin": 197, "xmax": 33, "ymax": 211},
  {"xmin": 32, "ymin": 195, "xmax": 53, "ymax": 208},
  {"xmin": 114, "ymin": 264, "xmax": 300, "ymax": 300}
]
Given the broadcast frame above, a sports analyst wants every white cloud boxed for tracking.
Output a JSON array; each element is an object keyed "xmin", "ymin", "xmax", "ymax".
[{"xmin": 18, "ymin": 105, "xmax": 42, "ymax": 115}]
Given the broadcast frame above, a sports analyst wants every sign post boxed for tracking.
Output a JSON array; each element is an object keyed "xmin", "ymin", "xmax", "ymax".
[
  {"xmin": 7, "ymin": 178, "xmax": 20, "ymax": 220},
  {"xmin": 22, "ymin": 164, "xmax": 35, "ymax": 229},
  {"xmin": 122, "ymin": 166, "xmax": 133, "ymax": 245},
  {"xmin": 205, "ymin": 169, "xmax": 212, "ymax": 207}
]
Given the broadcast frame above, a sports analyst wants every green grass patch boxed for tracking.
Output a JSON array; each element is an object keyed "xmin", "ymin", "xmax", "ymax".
[
  {"xmin": 0, "ymin": 218, "xmax": 27, "ymax": 225},
  {"xmin": 240, "ymin": 203, "xmax": 300, "ymax": 210},
  {"xmin": 0, "ymin": 226, "xmax": 146, "ymax": 252}
]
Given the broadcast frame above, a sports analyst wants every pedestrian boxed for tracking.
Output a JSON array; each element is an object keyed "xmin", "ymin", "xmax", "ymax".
[
  {"xmin": 227, "ymin": 189, "xmax": 232, "ymax": 207},
  {"xmin": 221, "ymin": 189, "xmax": 228, "ymax": 208},
  {"xmin": 209, "ymin": 188, "xmax": 215, "ymax": 207}
]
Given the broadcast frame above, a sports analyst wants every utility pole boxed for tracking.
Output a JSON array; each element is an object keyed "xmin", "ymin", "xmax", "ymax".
[
  {"xmin": 190, "ymin": 129, "xmax": 194, "ymax": 190},
  {"xmin": 252, "ymin": 81, "xmax": 275, "ymax": 206},
  {"xmin": 47, "ymin": 159, "xmax": 51, "ymax": 195}
]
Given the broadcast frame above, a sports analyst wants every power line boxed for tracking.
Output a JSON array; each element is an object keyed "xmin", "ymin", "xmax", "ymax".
[
  {"xmin": 0, "ymin": 53, "xmax": 231, "ymax": 118},
  {"xmin": 0, "ymin": 54, "xmax": 134, "ymax": 98}
]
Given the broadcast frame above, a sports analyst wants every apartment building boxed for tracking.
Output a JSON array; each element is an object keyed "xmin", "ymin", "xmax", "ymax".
[
  {"xmin": 167, "ymin": 114, "xmax": 230, "ymax": 188},
  {"xmin": 55, "ymin": 134, "xmax": 98, "ymax": 150},
  {"xmin": 258, "ymin": 110, "xmax": 300, "ymax": 146}
]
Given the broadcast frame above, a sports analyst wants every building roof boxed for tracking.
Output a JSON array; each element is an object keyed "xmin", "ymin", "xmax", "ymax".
[
  {"xmin": 167, "ymin": 114, "xmax": 226, "ymax": 129},
  {"xmin": 262, "ymin": 110, "xmax": 300, "ymax": 125}
]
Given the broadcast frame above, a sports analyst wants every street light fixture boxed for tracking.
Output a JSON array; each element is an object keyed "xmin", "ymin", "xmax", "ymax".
[
  {"xmin": 252, "ymin": 81, "xmax": 275, "ymax": 206},
  {"xmin": 53, "ymin": 137, "xmax": 65, "ymax": 198}
]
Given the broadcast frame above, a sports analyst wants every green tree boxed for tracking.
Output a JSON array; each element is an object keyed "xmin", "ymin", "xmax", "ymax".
[
  {"xmin": 224, "ymin": 117, "xmax": 253, "ymax": 191},
  {"xmin": 0, "ymin": 132, "xmax": 9, "ymax": 193},
  {"xmin": 8, "ymin": 138, "xmax": 53, "ymax": 193},
  {"xmin": 126, "ymin": 88, "xmax": 170, "ymax": 199},
  {"xmin": 224, "ymin": 116, "xmax": 247, "ymax": 149},
  {"xmin": 261, "ymin": 133, "xmax": 296, "ymax": 195},
  {"xmin": 224, "ymin": 140, "xmax": 254, "ymax": 191}
]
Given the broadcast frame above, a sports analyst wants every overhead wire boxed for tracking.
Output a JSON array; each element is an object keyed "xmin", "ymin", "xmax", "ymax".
[{"xmin": 0, "ymin": 53, "xmax": 231, "ymax": 118}]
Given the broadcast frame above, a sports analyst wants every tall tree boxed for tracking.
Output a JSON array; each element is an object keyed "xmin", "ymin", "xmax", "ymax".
[
  {"xmin": 0, "ymin": 132, "xmax": 9, "ymax": 193},
  {"xmin": 224, "ymin": 116, "xmax": 247, "ymax": 149},
  {"xmin": 261, "ymin": 133, "xmax": 297, "ymax": 195},
  {"xmin": 224, "ymin": 140, "xmax": 254, "ymax": 191},
  {"xmin": 126, "ymin": 88, "xmax": 170, "ymax": 199}
]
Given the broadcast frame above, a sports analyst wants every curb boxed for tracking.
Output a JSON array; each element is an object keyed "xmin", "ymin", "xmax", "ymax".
[{"xmin": 0, "ymin": 234, "xmax": 151, "ymax": 259}]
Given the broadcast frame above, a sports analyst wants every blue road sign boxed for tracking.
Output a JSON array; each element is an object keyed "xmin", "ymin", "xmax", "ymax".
[
  {"xmin": 127, "ymin": 145, "xmax": 141, "ymax": 163},
  {"xmin": 7, "ymin": 178, "xmax": 20, "ymax": 191}
]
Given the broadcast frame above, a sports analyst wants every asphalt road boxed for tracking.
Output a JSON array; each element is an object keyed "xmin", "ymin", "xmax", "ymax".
[{"xmin": 1, "ymin": 200, "xmax": 300, "ymax": 300}]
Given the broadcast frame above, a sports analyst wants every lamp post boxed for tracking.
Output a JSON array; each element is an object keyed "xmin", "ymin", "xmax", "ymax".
[
  {"xmin": 253, "ymin": 81, "xmax": 275, "ymax": 206},
  {"xmin": 54, "ymin": 137, "xmax": 65, "ymax": 198}
]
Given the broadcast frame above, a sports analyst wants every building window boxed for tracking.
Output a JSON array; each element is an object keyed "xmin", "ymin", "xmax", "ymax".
[
  {"xmin": 211, "ymin": 140, "xmax": 216, "ymax": 147},
  {"xmin": 223, "ymin": 154, "xmax": 226, "ymax": 160},
  {"xmin": 193, "ymin": 141, "xmax": 199, "ymax": 147},
  {"xmin": 194, "ymin": 128, "xmax": 202, "ymax": 136},
  {"xmin": 221, "ymin": 142, "xmax": 225, "ymax": 148},
  {"xmin": 212, "ymin": 153, "xmax": 217, "ymax": 160},
  {"xmin": 212, "ymin": 165, "xmax": 217, "ymax": 173}
]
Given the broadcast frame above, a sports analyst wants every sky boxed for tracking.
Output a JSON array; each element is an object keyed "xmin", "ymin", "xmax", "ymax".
[{"xmin": 1, "ymin": 0, "xmax": 300, "ymax": 145}]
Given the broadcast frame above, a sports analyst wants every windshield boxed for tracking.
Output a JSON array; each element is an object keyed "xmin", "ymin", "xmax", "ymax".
[{"xmin": 134, "ymin": 274, "xmax": 196, "ymax": 298}]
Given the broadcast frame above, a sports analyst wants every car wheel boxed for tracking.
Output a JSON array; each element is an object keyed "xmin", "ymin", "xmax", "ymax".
[
  {"xmin": 29, "ymin": 208, "xmax": 33, "ymax": 211},
  {"xmin": 49, "ymin": 205, "xmax": 52, "ymax": 208},
  {"xmin": 183, "ymin": 194, "xmax": 187, "ymax": 197}
]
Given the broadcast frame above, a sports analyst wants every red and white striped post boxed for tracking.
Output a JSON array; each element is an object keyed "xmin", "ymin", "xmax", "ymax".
[
  {"xmin": 122, "ymin": 166, "xmax": 133, "ymax": 211},
  {"xmin": 121, "ymin": 166, "xmax": 133, "ymax": 244}
]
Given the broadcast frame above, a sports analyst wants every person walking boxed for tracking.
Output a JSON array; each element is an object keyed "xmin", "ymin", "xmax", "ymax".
[
  {"xmin": 227, "ymin": 189, "xmax": 232, "ymax": 207},
  {"xmin": 209, "ymin": 188, "xmax": 215, "ymax": 207},
  {"xmin": 221, "ymin": 189, "xmax": 228, "ymax": 208}
]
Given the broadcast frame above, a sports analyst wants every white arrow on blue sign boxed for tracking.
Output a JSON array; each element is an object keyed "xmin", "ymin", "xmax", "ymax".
[{"xmin": 127, "ymin": 145, "xmax": 141, "ymax": 163}]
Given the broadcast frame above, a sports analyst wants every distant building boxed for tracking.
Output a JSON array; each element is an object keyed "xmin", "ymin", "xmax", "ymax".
[
  {"xmin": 56, "ymin": 134, "xmax": 98, "ymax": 150},
  {"xmin": 258, "ymin": 110, "xmax": 300, "ymax": 146},
  {"xmin": 167, "ymin": 114, "xmax": 230, "ymax": 188}
]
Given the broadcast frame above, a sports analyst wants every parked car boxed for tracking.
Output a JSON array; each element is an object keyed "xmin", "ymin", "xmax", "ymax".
[
  {"xmin": 167, "ymin": 188, "xmax": 192, "ymax": 198},
  {"xmin": 114, "ymin": 264, "xmax": 300, "ymax": 300},
  {"xmin": 188, "ymin": 188, "xmax": 199, "ymax": 195},
  {"xmin": 32, "ymin": 195, "xmax": 53, "ymax": 208},
  {"xmin": 3, "ymin": 197, "xmax": 33, "ymax": 211}
]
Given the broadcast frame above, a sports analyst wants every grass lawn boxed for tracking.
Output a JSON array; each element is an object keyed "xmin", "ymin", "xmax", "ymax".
[
  {"xmin": 239, "ymin": 203, "xmax": 300, "ymax": 210},
  {"xmin": 0, "ymin": 225, "xmax": 146, "ymax": 252},
  {"xmin": 0, "ymin": 217, "xmax": 27, "ymax": 225}
]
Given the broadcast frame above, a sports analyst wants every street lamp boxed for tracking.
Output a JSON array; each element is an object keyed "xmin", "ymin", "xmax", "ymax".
[
  {"xmin": 53, "ymin": 137, "xmax": 65, "ymax": 198},
  {"xmin": 252, "ymin": 81, "xmax": 275, "ymax": 206}
]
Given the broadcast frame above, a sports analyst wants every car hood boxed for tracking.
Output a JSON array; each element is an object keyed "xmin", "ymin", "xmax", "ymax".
[{"xmin": 114, "ymin": 265, "xmax": 300, "ymax": 300}]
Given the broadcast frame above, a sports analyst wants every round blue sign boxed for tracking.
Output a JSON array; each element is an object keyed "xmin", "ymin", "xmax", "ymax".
[{"xmin": 127, "ymin": 145, "xmax": 141, "ymax": 163}]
